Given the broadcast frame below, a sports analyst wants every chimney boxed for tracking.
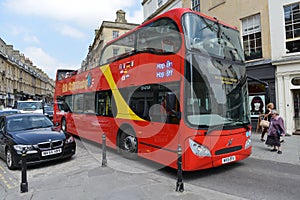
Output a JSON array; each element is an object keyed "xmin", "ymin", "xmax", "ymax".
[{"xmin": 115, "ymin": 10, "xmax": 127, "ymax": 23}]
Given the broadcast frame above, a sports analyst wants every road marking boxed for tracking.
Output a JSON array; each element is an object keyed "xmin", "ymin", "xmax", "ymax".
[{"xmin": 0, "ymin": 165, "xmax": 18, "ymax": 189}]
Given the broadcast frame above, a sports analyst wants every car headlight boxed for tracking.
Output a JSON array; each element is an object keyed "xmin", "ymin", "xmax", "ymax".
[
  {"xmin": 65, "ymin": 135, "xmax": 75, "ymax": 144},
  {"xmin": 14, "ymin": 145, "xmax": 34, "ymax": 152},
  {"xmin": 189, "ymin": 139, "xmax": 211, "ymax": 157}
]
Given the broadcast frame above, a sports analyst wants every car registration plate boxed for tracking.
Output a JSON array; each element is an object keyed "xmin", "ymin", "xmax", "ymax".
[
  {"xmin": 42, "ymin": 148, "xmax": 62, "ymax": 157},
  {"xmin": 222, "ymin": 155, "xmax": 236, "ymax": 164}
]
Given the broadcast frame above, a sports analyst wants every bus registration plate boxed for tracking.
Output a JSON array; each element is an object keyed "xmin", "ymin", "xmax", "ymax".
[
  {"xmin": 42, "ymin": 148, "xmax": 62, "ymax": 157},
  {"xmin": 222, "ymin": 155, "xmax": 236, "ymax": 164}
]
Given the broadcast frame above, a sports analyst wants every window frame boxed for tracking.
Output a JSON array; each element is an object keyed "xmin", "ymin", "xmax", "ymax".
[
  {"xmin": 112, "ymin": 30, "xmax": 119, "ymax": 39},
  {"xmin": 284, "ymin": 2, "xmax": 300, "ymax": 54},
  {"xmin": 192, "ymin": 0, "xmax": 200, "ymax": 12},
  {"xmin": 242, "ymin": 14, "xmax": 262, "ymax": 60}
]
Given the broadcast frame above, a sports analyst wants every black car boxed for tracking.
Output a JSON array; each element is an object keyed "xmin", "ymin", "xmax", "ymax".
[
  {"xmin": 0, "ymin": 114, "xmax": 76, "ymax": 169},
  {"xmin": 43, "ymin": 105, "xmax": 54, "ymax": 120},
  {"xmin": 0, "ymin": 109, "xmax": 21, "ymax": 116}
]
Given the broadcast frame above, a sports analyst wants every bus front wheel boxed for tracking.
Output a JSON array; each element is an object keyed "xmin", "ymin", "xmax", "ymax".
[{"xmin": 119, "ymin": 128, "xmax": 138, "ymax": 159}]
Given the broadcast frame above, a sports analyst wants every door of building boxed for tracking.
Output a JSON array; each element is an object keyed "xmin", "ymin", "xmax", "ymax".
[{"xmin": 293, "ymin": 90, "xmax": 300, "ymax": 134}]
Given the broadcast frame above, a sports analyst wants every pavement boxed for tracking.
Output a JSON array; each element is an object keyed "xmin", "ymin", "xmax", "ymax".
[{"xmin": 0, "ymin": 132, "xmax": 299, "ymax": 200}]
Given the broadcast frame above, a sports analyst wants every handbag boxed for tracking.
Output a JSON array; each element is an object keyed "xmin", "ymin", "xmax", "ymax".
[{"xmin": 260, "ymin": 119, "xmax": 270, "ymax": 128}]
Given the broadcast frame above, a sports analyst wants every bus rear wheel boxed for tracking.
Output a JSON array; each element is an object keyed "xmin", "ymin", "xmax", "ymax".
[{"xmin": 119, "ymin": 128, "xmax": 138, "ymax": 159}]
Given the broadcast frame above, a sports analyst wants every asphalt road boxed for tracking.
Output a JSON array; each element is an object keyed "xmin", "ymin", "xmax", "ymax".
[
  {"xmin": 1, "ymin": 137, "xmax": 299, "ymax": 200},
  {"xmin": 156, "ymin": 157, "xmax": 300, "ymax": 200}
]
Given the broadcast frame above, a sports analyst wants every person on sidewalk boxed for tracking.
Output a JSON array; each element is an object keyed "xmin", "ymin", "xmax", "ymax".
[
  {"xmin": 265, "ymin": 109, "xmax": 286, "ymax": 154},
  {"xmin": 260, "ymin": 102, "xmax": 274, "ymax": 142}
]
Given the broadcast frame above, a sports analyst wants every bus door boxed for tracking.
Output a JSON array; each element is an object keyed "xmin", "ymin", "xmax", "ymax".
[
  {"xmin": 96, "ymin": 91, "xmax": 115, "ymax": 145},
  {"xmin": 128, "ymin": 84, "xmax": 181, "ymax": 165}
]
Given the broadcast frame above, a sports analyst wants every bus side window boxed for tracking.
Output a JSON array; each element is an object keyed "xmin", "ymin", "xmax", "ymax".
[
  {"xmin": 97, "ymin": 91, "xmax": 112, "ymax": 117},
  {"xmin": 84, "ymin": 93, "xmax": 96, "ymax": 114}
]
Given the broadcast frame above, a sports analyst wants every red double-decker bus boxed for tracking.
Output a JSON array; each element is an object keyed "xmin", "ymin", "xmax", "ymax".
[{"xmin": 53, "ymin": 8, "xmax": 252, "ymax": 171}]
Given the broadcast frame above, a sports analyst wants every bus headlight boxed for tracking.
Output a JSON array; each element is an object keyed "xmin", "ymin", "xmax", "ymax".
[
  {"xmin": 189, "ymin": 139, "xmax": 211, "ymax": 157},
  {"xmin": 245, "ymin": 138, "xmax": 251, "ymax": 149},
  {"xmin": 246, "ymin": 130, "xmax": 251, "ymax": 137}
]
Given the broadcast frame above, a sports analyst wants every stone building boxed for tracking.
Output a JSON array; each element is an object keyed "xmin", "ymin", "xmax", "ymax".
[
  {"xmin": 81, "ymin": 10, "xmax": 139, "ymax": 71},
  {"xmin": 0, "ymin": 37, "xmax": 54, "ymax": 107}
]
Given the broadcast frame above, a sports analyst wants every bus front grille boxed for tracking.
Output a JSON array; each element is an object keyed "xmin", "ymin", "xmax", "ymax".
[{"xmin": 215, "ymin": 146, "xmax": 242, "ymax": 155}]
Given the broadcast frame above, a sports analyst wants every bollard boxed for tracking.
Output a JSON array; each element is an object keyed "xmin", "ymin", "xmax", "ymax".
[
  {"xmin": 102, "ymin": 133, "xmax": 107, "ymax": 167},
  {"xmin": 20, "ymin": 148, "xmax": 28, "ymax": 193},
  {"xmin": 175, "ymin": 144, "xmax": 184, "ymax": 192}
]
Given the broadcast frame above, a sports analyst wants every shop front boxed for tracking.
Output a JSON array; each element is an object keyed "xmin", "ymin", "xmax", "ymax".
[
  {"xmin": 275, "ymin": 57, "xmax": 300, "ymax": 135},
  {"xmin": 246, "ymin": 60, "xmax": 276, "ymax": 132}
]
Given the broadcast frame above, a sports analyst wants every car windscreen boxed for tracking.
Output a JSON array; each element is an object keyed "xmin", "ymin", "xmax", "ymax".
[
  {"xmin": 44, "ymin": 106, "xmax": 53, "ymax": 112},
  {"xmin": 7, "ymin": 115, "xmax": 53, "ymax": 132},
  {"xmin": 17, "ymin": 102, "xmax": 43, "ymax": 111}
]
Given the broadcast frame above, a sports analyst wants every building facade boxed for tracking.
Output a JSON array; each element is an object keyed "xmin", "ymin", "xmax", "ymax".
[
  {"xmin": 269, "ymin": 0, "xmax": 300, "ymax": 135},
  {"xmin": 81, "ymin": 10, "xmax": 139, "ymax": 71},
  {"xmin": 0, "ymin": 38, "xmax": 54, "ymax": 108}
]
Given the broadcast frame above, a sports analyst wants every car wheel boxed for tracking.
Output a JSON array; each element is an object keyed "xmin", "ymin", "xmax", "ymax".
[
  {"xmin": 61, "ymin": 118, "xmax": 67, "ymax": 132},
  {"xmin": 119, "ymin": 128, "xmax": 138, "ymax": 159},
  {"xmin": 6, "ymin": 148, "xmax": 17, "ymax": 170}
]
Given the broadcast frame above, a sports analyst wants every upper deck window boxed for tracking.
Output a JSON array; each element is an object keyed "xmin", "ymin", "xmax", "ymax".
[
  {"xmin": 183, "ymin": 13, "xmax": 244, "ymax": 62},
  {"xmin": 100, "ymin": 18, "xmax": 181, "ymax": 65}
]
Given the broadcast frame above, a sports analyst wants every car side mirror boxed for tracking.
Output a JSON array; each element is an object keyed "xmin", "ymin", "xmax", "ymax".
[{"xmin": 55, "ymin": 122, "xmax": 60, "ymax": 127}]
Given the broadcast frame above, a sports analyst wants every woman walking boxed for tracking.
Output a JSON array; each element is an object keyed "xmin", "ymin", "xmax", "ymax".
[
  {"xmin": 260, "ymin": 102, "xmax": 274, "ymax": 142},
  {"xmin": 265, "ymin": 110, "xmax": 286, "ymax": 154}
]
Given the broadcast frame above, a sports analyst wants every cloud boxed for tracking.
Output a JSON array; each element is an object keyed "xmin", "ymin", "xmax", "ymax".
[
  {"xmin": 10, "ymin": 25, "xmax": 28, "ymax": 36},
  {"xmin": 6, "ymin": 24, "xmax": 40, "ymax": 44},
  {"xmin": 57, "ymin": 25, "xmax": 85, "ymax": 39},
  {"xmin": 23, "ymin": 46, "xmax": 74, "ymax": 79},
  {"xmin": 23, "ymin": 35, "xmax": 40, "ymax": 44},
  {"xmin": 3, "ymin": 0, "xmax": 143, "ymax": 28},
  {"xmin": 1, "ymin": 0, "xmax": 144, "ymax": 79}
]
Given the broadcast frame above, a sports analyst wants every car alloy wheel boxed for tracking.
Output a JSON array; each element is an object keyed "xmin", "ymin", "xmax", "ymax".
[{"xmin": 6, "ymin": 148, "xmax": 17, "ymax": 170}]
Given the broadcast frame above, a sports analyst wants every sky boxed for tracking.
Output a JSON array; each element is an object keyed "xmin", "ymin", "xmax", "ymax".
[{"xmin": 0, "ymin": 0, "xmax": 144, "ymax": 79}]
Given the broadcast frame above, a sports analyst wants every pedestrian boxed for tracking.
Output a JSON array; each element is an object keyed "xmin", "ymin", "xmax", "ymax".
[
  {"xmin": 265, "ymin": 109, "xmax": 285, "ymax": 154},
  {"xmin": 260, "ymin": 102, "xmax": 274, "ymax": 142}
]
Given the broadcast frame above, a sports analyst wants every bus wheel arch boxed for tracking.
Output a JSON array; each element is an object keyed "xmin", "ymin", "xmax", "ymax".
[{"xmin": 117, "ymin": 124, "xmax": 138, "ymax": 159}]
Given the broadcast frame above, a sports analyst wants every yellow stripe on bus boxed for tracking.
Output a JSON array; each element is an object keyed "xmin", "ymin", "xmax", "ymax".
[{"xmin": 100, "ymin": 65, "xmax": 145, "ymax": 121}]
